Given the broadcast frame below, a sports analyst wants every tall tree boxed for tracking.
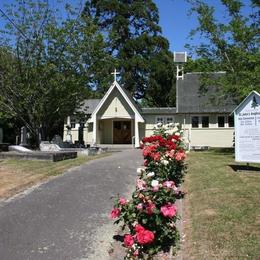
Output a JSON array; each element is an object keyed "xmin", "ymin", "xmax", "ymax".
[
  {"xmin": 0, "ymin": 0, "xmax": 107, "ymax": 144},
  {"xmin": 185, "ymin": 0, "xmax": 260, "ymax": 104},
  {"xmin": 83, "ymin": 0, "xmax": 175, "ymax": 107}
]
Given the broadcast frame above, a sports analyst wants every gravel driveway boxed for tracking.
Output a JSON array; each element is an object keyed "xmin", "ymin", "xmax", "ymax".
[{"xmin": 0, "ymin": 149, "xmax": 143, "ymax": 260}]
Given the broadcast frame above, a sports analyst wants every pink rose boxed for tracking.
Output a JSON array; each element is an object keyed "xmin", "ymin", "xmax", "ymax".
[
  {"xmin": 136, "ymin": 229, "xmax": 154, "ymax": 245},
  {"xmin": 163, "ymin": 181, "xmax": 175, "ymax": 189},
  {"xmin": 160, "ymin": 203, "xmax": 177, "ymax": 218},
  {"xmin": 166, "ymin": 149, "xmax": 175, "ymax": 158},
  {"xmin": 110, "ymin": 208, "xmax": 121, "ymax": 219},
  {"xmin": 136, "ymin": 203, "xmax": 143, "ymax": 210},
  {"xmin": 124, "ymin": 234, "xmax": 134, "ymax": 248},
  {"xmin": 119, "ymin": 197, "xmax": 127, "ymax": 205},
  {"xmin": 144, "ymin": 159, "xmax": 148, "ymax": 166},
  {"xmin": 133, "ymin": 250, "xmax": 139, "ymax": 256},
  {"xmin": 136, "ymin": 178, "xmax": 146, "ymax": 190},
  {"xmin": 175, "ymin": 150, "xmax": 186, "ymax": 161}
]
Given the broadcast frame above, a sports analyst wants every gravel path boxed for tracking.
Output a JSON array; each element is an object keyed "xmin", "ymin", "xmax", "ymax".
[{"xmin": 0, "ymin": 149, "xmax": 142, "ymax": 260}]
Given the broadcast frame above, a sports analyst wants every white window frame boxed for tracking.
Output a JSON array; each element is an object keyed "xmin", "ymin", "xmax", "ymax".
[{"xmin": 155, "ymin": 116, "xmax": 174, "ymax": 125}]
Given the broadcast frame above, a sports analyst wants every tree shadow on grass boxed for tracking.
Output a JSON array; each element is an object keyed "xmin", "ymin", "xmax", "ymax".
[
  {"xmin": 229, "ymin": 164, "xmax": 260, "ymax": 172},
  {"xmin": 210, "ymin": 148, "xmax": 235, "ymax": 154}
]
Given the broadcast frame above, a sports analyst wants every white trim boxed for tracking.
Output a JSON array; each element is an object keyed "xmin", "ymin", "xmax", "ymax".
[
  {"xmin": 88, "ymin": 81, "xmax": 144, "ymax": 123},
  {"xmin": 231, "ymin": 90, "xmax": 260, "ymax": 115}
]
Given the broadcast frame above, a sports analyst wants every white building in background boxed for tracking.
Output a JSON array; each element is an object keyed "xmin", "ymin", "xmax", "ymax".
[{"xmin": 64, "ymin": 70, "xmax": 236, "ymax": 148}]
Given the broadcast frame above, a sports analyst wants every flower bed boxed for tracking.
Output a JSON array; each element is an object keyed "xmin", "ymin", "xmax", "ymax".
[{"xmin": 110, "ymin": 125, "xmax": 187, "ymax": 259}]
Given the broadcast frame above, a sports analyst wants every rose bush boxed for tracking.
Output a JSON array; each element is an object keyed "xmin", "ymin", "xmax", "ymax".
[{"xmin": 110, "ymin": 125, "xmax": 187, "ymax": 259}]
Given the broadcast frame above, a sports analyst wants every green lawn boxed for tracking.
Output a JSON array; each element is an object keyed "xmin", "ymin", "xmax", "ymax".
[
  {"xmin": 0, "ymin": 153, "xmax": 110, "ymax": 199},
  {"xmin": 184, "ymin": 150, "xmax": 260, "ymax": 259}
]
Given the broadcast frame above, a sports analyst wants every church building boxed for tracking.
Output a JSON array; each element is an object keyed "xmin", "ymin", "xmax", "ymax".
[{"xmin": 63, "ymin": 67, "xmax": 236, "ymax": 149}]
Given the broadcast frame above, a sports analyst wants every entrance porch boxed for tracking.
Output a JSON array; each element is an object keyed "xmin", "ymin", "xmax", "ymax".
[{"xmin": 98, "ymin": 119, "xmax": 134, "ymax": 145}]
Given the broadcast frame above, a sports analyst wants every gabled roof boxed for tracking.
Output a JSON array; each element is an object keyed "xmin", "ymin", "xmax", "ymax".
[
  {"xmin": 177, "ymin": 72, "xmax": 236, "ymax": 113},
  {"xmin": 88, "ymin": 81, "xmax": 144, "ymax": 122},
  {"xmin": 232, "ymin": 90, "xmax": 260, "ymax": 114},
  {"xmin": 79, "ymin": 99, "xmax": 101, "ymax": 114}
]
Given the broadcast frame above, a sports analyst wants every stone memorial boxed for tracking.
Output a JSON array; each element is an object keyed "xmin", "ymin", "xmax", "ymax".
[
  {"xmin": 51, "ymin": 135, "xmax": 64, "ymax": 147},
  {"xmin": 20, "ymin": 126, "xmax": 28, "ymax": 146},
  {"xmin": 233, "ymin": 91, "xmax": 260, "ymax": 163}
]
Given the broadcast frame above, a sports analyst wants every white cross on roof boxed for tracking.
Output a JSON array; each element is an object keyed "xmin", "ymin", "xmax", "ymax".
[{"xmin": 111, "ymin": 68, "xmax": 120, "ymax": 82}]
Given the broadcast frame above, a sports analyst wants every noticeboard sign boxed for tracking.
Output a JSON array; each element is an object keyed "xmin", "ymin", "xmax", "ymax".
[{"xmin": 234, "ymin": 91, "xmax": 260, "ymax": 163}]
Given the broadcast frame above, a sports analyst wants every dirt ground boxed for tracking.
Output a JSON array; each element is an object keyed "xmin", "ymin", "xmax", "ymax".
[{"xmin": 0, "ymin": 164, "xmax": 47, "ymax": 200}]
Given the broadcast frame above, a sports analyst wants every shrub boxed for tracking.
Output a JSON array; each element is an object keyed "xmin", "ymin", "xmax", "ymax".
[{"xmin": 110, "ymin": 125, "xmax": 187, "ymax": 259}]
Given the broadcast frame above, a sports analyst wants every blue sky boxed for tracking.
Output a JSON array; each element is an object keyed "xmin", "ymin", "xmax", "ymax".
[{"xmin": 0, "ymin": 0, "xmax": 253, "ymax": 53}]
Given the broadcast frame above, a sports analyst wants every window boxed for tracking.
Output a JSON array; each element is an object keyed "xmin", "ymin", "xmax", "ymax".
[
  {"xmin": 218, "ymin": 116, "xmax": 225, "ymax": 127},
  {"xmin": 228, "ymin": 116, "xmax": 234, "ymax": 127},
  {"xmin": 166, "ymin": 117, "xmax": 173, "ymax": 124},
  {"xmin": 202, "ymin": 116, "xmax": 209, "ymax": 128},
  {"xmin": 192, "ymin": 116, "xmax": 199, "ymax": 128},
  {"xmin": 79, "ymin": 119, "xmax": 85, "ymax": 128},
  {"xmin": 156, "ymin": 117, "xmax": 164, "ymax": 124},
  {"xmin": 70, "ymin": 118, "xmax": 76, "ymax": 128}
]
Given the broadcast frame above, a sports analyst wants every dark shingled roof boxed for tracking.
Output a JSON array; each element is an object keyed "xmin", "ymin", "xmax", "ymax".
[
  {"xmin": 79, "ymin": 99, "xmax": 101, "ymax": 114},
  {"xmin": 142, "ymin": 107, "xmax": 176, "ymax": 114},
  {"xmin": 177, "ymin": 73, "xmax": 236, "ymax": 113}
]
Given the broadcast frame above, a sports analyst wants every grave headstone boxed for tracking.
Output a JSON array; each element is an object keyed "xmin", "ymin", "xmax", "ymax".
[
  {"xmin": 51, "ymin": 135, "xmax": 64, "ymax": 148},
  {"xmin": 20, "ymin": 126, "xmax": 28, "ymax": 146}
]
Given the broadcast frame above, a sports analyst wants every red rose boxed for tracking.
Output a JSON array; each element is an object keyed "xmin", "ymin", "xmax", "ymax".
[
  {"xmin": 124, "ymin": 234, "xmax": 134, "ymax": 248},
  {"xmin": 110, "ymin": 208, "xmax": 120, "ymax": 219},
  {"xmin": 160, "ymin": 203, "xmax": 177, "ymax": 218},
  {"xmin": 146, "ymin": 202, "xmax": 156, "ymax": 215},
  {"xmin": 134, "ymin": 224, "xmax": 145, "ymax": 233},
  {"xmin": 136, "ymin": 229, "xmax": 154, "ymax": 245},
  {"xmin": 152, "ymin": 152, "xmax": 161, "ymax": 161}
]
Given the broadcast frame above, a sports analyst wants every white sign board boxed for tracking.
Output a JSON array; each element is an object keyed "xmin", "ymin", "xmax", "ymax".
[{"xmin": 234, "ymin": 91, "xmax": 260, "ymax": 163}]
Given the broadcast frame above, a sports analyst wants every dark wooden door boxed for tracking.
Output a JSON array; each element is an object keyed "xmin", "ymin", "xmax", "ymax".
[{"xmin": 113, "ymin": 121, "xmax": 131, "ymax": 144}]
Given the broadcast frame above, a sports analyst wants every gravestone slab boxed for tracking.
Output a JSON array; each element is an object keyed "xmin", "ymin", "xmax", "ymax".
[
  {"xmin": 9, "ymin": 145, "xmax": 33, "ymax": 153},
  {"xmin": 40, "ymin": 142, "xmax": 61, "ymax": 152}
]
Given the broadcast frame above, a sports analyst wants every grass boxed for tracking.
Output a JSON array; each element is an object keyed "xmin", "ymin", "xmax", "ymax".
[
  {"xmin": 183, "ymin": 150, "xmax": 260, "ymax": 259},
  {"xmin": 0, "ymin": 153, "xmax": 110, "ymax": 199}
]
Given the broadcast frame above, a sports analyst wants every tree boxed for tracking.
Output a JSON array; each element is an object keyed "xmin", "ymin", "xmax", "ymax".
[
  {"xmin": 185, "ymin": 0, "xmax": 260, "ymax": 104},
  {"xmin": 83, "ymin": 0, "xmax": 175, "ymax": 107},
  {"xmin": 0, "ymin": 0, "xmax": 107, "ymax": 144}
]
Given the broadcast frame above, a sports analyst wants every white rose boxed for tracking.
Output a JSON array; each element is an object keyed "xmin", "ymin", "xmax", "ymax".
[
  {"xmin": 136, "ymin": 168, "xmax": 144, "ymax": 174},
  {"xmin": 156, "ymin": 122, "xmax": 163, "ymax": 128},
  {"xmin": 175, "ymin": 132, "xmax": 180, "ymax": 136},
  {"xmin": 151, "ymin": 180, "xmax": 159, "ymax": 187},
  {"xmin": 147, "ymin": 172, "xmax": 155, "ymax": 177},
  {"xmin": 162, "ymin": 159, "xmax": 169, "ymax": 166}
]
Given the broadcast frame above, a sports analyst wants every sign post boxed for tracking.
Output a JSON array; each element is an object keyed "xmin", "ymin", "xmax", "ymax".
[{"xmin": 233, "ymin": 91, "xmax": 260, "ymax": 163}]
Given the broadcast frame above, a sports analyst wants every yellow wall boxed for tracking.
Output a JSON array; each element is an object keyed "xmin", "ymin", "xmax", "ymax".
[
  {"xmin": 98, "ymin": 88, "xmax": 134, "ymax": 119},
  {"xmin": 101, "ymin": 119, "xmax": 113, "ymax": 144},
  {"xmin": 190, "ymin": 128, "xmax": 234, "ymax": 147}
]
